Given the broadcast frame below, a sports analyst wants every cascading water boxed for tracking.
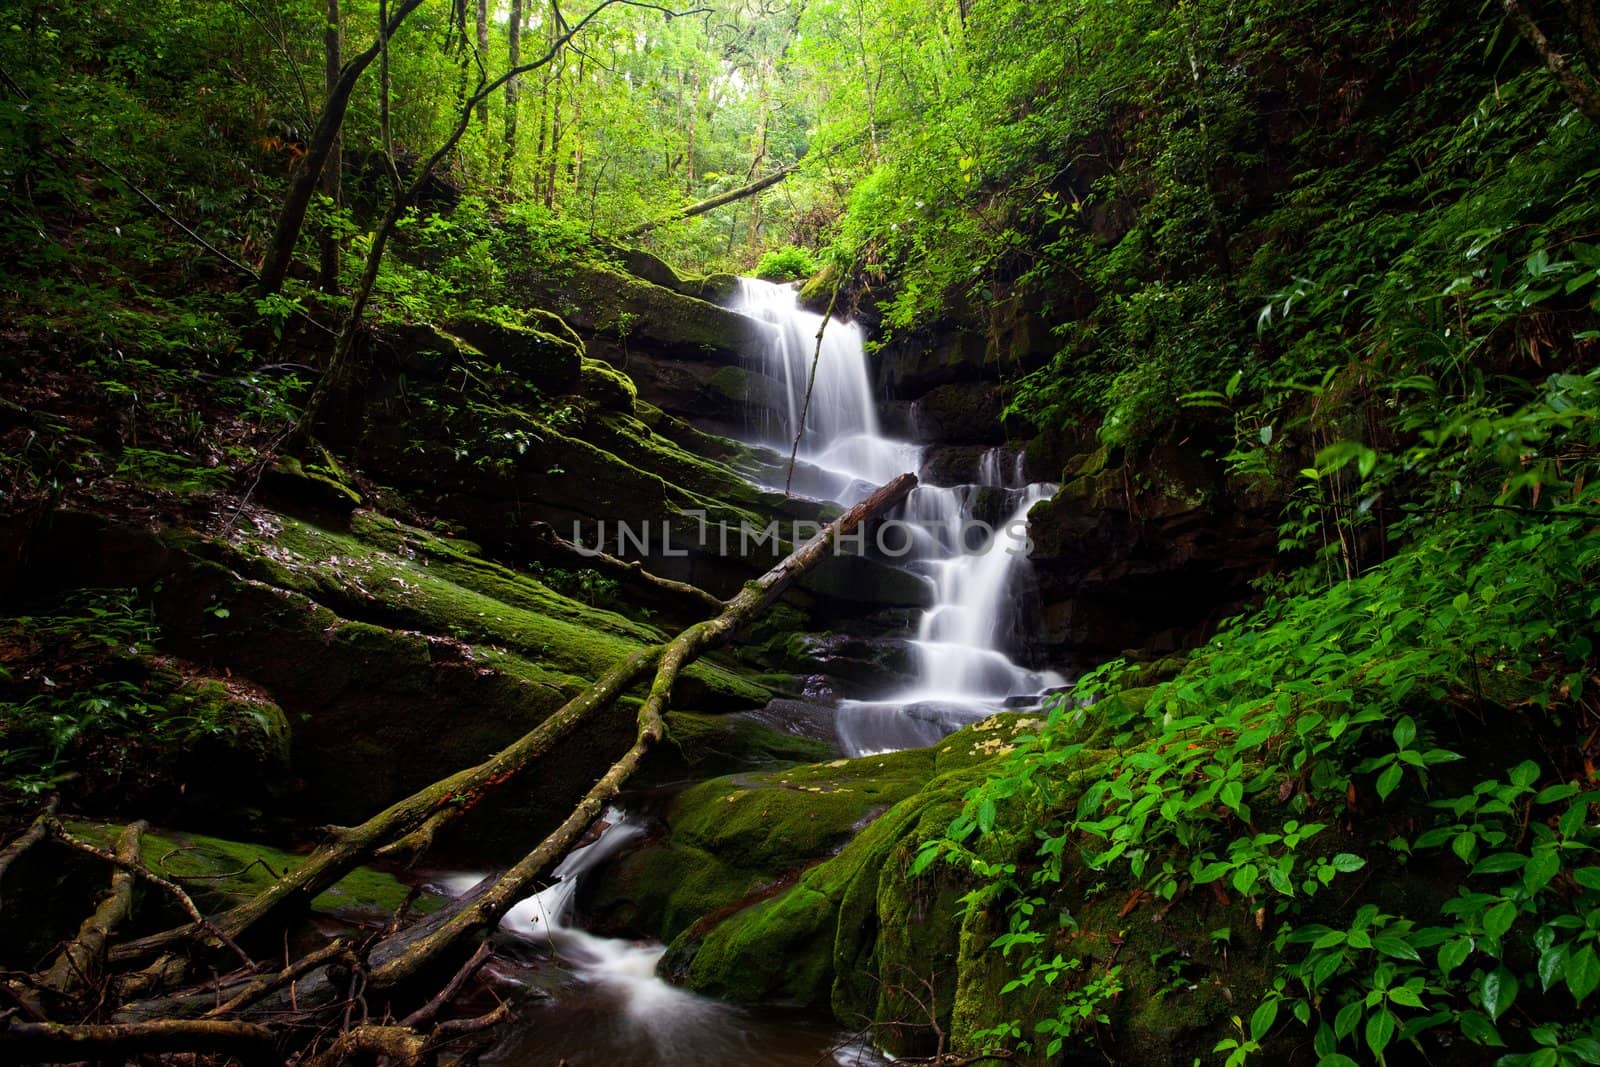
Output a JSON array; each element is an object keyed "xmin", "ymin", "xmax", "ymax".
[
  {"xmin": 440, "ymin": 810, "xmax": 881, "ymax": 1066},
  {"xmin": 732, "ymin": 279, "xmax": 1065, "ymax": 754}
]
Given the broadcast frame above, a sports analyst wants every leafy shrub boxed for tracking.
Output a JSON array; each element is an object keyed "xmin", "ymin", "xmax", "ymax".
[{"xmin": 754, "ymin": 245, "xmax": 818, "ymax": 283}]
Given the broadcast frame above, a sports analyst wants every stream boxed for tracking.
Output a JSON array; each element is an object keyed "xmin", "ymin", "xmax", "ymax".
[{"xmin": 452, "ymin": 278, "xmax": 1065, "ymax": 1064}]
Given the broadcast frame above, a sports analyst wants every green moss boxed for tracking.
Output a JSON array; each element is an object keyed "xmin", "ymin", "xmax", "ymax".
[
  {"xmin": 219, "ymin": 510, "xmax": 765, "ymax": 707},
  {"xmin": 444, "ymin": 310, "xmax": 582, "ymax": 392},
  {"xmin": 658, "ymin": 711, "xmax": 834, "ymax": 774},
  {"xmin": 579, "ymin": 357, "xmax": 638, "ymax": 414},
  {"xmin": 67, "ymin": 821, "xmax": 441, "ymax": 921},
  {"xmin": 797, "ymin": 262, "xmax": 840, "ymax": 309},
  {"xmin": 509, "ymin": 264, "xmax": 755, "ymax": 361},
  {"xmin": 264, "ymin": 455, "xmax": 363, "ymax": 511}
]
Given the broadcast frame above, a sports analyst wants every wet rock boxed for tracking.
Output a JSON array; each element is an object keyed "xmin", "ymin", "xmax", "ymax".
[
  {"xmin": 873, "ymin": 328, "xmax": 990, "ymax": 397},
  {"xmin": 1029, "ymin": 442, "xmax": 1278, "ymax": 655},
  {"xmin": 912, "ymin": 383, "xmax": 1005, "ymax": 445},
  {"xmin": 917, "ymin": 444, "xmax": 988, "ymax": 486}
]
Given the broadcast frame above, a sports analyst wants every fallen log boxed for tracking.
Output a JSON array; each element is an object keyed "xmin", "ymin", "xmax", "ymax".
[
  {"xmin": 0, "ymin": 1018, "xmax": 276, "ymax": 1064},
  {"xmin": 111, "ymin": 645, "xmax": 663, "ymax": 966},
  {"xmin": 39, "ymin": 821, "xmax": 145, "ymax": 995}
]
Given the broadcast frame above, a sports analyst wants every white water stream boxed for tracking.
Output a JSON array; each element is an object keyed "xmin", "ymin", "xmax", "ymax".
[
  {"xmin": 732, "ymin": 278, "xmax": 1065, "ymax": 753},
  {"xmin": 441, "ymin": 809, "xmax": 882, "ymax": 1066}
]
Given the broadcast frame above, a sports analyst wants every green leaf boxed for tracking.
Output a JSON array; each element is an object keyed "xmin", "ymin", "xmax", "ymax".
[
  {"xmin": 1523, "ymin": 850, "xmax": 1561, "ymax": 894},
  {"xmin": 1387, "ymin": 986, "xmax": 1424, "ymax": 1008},
  {"xmin": 1510, "ymin": 761, "xmax": 1541, "ymax": 788},
  {"xmin": 1473, "ymin": 852, "xmax": 1527, "ymax": 874},
  {"xmin": 1535, "ymin": 783, "xmax": 1580, "ymax": 804},
  {"xmin": 1374, "ymin": 936, "xmax": 1422, "ymax": 962},
  {"xmin": 1335, "ymin": 999, "xmax": 1363, "ymax": 1039},
  {"xmin": 1438, "ymin": 938, "xmax": 1473, "ymax": 975},
  {"xmin": 1329, "ymin": 853, "xmax": 1366, "ymax": 873},
  {"xmin": 1250, "ymin": 998, "xmax": 1278, "ymax": 1042},
  {"xmin": 1457, "ymin": 1010, "xmax": 1504, "ymax": 1047},
  {"xmin": 1483, "ymin": 900, "xmax": 1518, "ymax": 939},
  {"xmin": 1376, "ymin": 763, "xmax": 1404, "ymax": 801},
  {"xmin": 1538, "ymin": 945, "xmax": 1567, "ymax": 992},
  {"xmin": 1568, "ymin": 945, "xmax": 1600, "ymax": 1005},
  {"xmin": 1317, "ymin": 1057, "xmax": 1360, "ymax": 1067},
  {"xmin": 1481, "ymin": 965, "xmax": 1518, "ymax": 1022},
  {"xmin": 1364, "ymin": 1009, "xmax": 1395, "ymax": 1060},
  {"xmin": 1572, "ymin": 868, "xmax": 1600, "ymax": 891},
  {"xmin": 1393, "ymin": 716, "xmax": 1416, "ymax": 750}
]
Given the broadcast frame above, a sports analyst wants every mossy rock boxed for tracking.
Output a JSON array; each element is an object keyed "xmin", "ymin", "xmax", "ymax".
[
  {"xmin": 260, "ymin": 455, "xmax": 363, "ymax": 514},
  {"xmin": 67, "ymin": 821, "xmax": 441, "ymax": 922},
  {"xmin": 588, "ymin": 745, "xmax": 937, "ymax": 946},
  {"xmin": 912, "ymin": 382, "xmax": 1005, "ymax": 445},
  {"xmin": 797, "ymin": 262, "xmax": 840, "ymax": 313},
  {"xmin": 509, "ymin": 264, "xmax": 757, "ymax": 364},
  {"xmin": 579, "ymin": 357, "xmax": 638, "ymax": 414},
  {"xmin": 444, "ymin": 310, "xmax": 582, "ymax": 392},
  {"xmin": 687, "ymin": 273, "xmax": 740, "ymax": 305},
  {"xmin": 654, "ymin": 711, "xmax": 835, "ymax": 777},
  {"xmin": 214, "ymin": 510, "xmax": 767, "ymax": 708},
  {"xmin": 615, "ymin": 247, "xmax": 685, "ymax": 290}
]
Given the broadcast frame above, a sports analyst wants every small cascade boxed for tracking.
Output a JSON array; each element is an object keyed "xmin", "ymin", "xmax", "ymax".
[
  {"xmin": 731, "ymin": 280, "xmax": 1064, "ymax": 755},
  {"xmin": 440, "ymin": 810, "xmax": 707, "ymax": 1024},
  {"xmin": 440, "ymin": 810, "xmax": 885, "ymax": 1066}
]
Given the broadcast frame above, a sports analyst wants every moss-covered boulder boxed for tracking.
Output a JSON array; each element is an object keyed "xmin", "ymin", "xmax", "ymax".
[
  {"xmin": 510, "ymin": 264, "xmax": 758, "ymax": 364},
  {"xmin": 19, "ymin": 508, "xmax": 772, "ymax": 856},
  {"xmin": 588, "ymin": 744, "xmax": 940, "ymax": 946},
  {"xmin": 633, "ymin": 704, "xmax": 1276, "ymax": 1066},
  {"xmin": 444, "ymin": 310, "xmax": 582, "ymax": 392},
  {"xmin": 687, "ymin": 273, "xmax": 739, "ymax": 305},
  {"xmin": 579, "ymin": 357, "xmax": 638, "ymax": 414},
  {"xmin": 259, "ymin": 455, "xmax": 363, "ymax": 514}
]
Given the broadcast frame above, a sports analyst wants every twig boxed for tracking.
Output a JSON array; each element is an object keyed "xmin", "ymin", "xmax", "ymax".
[
  {"xmin": 46, "ymin": 820, "xmax": 257, "ymax": 973},
  {"xmin": 399, "ymin": 940, "xmax": 492, "ymax": 1028},
  {"xmin": 0, "ymin": 796, "xmax": 58, "ymax": 910},
  {"xmin": 784, "ymin": 262, "xmax": 849, "ymax": 496},
  {"xmin": 39, "ymin": 821, "xmax": 145, "ymax": 995},
  {"xmin": 204, "ymin": 939, "xmax": 351, "ymax": 1019}
]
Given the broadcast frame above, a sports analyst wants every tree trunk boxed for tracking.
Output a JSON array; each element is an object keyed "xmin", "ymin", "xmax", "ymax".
[
  {"xmin": 1505, "ymin": 0, "xmax": 1600, "ymax": 124},
  {"xmin": 257, "ymin": 0, "xmax": 426, "ymax": 298},
  {"xmin": 317, "ymin": 0, "xmax": 342, "ymax": 292},
  {"xmin": 475, "ymin": 0, "xmax": 490, "ymax": 130},
  {"xmin": 503, "ymin": 0, "xmax": 523, "ymax": 186}
]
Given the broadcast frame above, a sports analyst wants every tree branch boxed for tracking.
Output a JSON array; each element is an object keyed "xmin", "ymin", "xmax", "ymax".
[{"xmin": 1505, "ymin": 0, "xmax": 1600, "ymax": 124}]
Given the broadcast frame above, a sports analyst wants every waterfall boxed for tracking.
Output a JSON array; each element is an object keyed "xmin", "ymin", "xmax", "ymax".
[{"xmin": 731, "ymin": 279, "xmax": 1064, "ymax": 754}]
